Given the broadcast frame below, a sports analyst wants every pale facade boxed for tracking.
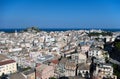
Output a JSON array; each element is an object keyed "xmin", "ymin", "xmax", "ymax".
[
  {"xmin": 71, "ymin": 53, "xmax": 86, "ymax": 64},
  {"xmin": 0, "ymin": 59, "xmax": 17, "ymax": 76},
  {"xmin": 94, "ymin": 64, "xmax": 117, "ymax": 79},
  {"xmin": 81, "ymin": 45, "xmax": 90, "ymax": 52},
  {"xmin": 64, "ymin": 62, "xmax": 76, "ymax": 76}
]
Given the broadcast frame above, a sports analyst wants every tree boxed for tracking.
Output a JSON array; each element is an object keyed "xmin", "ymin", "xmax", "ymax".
[
  {"xmin": 49, "ymin": 77, "xmax": 56, "ymax": 79},
  {"xmin": 85, "ymin": 71, "xmax": 89, "ymax": 79},
  {"xmin": 1, "ymin": 73, "xmax": 7, "ymax": 79},
  {"xmin": 114, "ymin": 42, "xmax": 120, "ymax": 51},
  {"xmin": 112, "ymin": 64, "xmax": 120, "ymax": 78}
]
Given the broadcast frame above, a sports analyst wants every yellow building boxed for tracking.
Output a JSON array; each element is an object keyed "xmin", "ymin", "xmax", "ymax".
[{"xmin": 0, "ymin": 54, "xmax": 17, "ymax": 76}]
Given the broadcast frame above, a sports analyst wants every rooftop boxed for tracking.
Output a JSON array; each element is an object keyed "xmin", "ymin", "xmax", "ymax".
[
  {"xmin": 37, "ymin": 55, "xmax": 54, "ymax": 63},
  {"xmin": 78, "ymin": 63, "xmax": 90, "ymax": 70},
  {"xmin": 0, "ymin": 59, "xmax": 16, "ymax": 66},
  {"xmin": 0, "ymin": 54, "xmax": 8, "ymax": 61},
  {"xmin": 9, "ymin": 72, "xmax": 26, "ymax": 79},
  {"xmin": 23, "ymin": 69, "xmax": 35, "ymax": 75},
  {"xmin": 36, "ymin": 64, "xmax": 48, "ymax": 73}
]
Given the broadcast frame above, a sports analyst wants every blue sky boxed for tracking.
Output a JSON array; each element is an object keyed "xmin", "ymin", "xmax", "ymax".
[{"xmin": 0, "ymin": 0, "xmax": 120, "ymax": 29}]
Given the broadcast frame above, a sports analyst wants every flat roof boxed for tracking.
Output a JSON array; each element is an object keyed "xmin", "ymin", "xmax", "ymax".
[
  {"xmin": 0, "ymin": 54, "xmax": 8, "ymax": 61},
  {"xmin": 37, "ymin": 55, "xmax": 54, "ymax": 63}
]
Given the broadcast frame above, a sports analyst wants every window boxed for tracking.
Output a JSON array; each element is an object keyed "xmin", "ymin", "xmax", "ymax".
[
  {"xmin": 96, "ymin": 54, "xmax": 98, "ymax": 56},
  {"xmin": 83, "ymin": 71, "xmax": 84, "ymax": 73}
]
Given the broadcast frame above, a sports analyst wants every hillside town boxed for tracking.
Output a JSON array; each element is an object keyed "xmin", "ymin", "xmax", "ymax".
[{"xmin": 0, "ymin": 28, "xmax": 120, "ymax": 79}]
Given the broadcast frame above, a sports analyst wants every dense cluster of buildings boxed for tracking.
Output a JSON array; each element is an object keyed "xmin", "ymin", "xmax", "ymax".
[{"xmin": 0, "ymin": 29, "xmax": 119, "ymax": 79}]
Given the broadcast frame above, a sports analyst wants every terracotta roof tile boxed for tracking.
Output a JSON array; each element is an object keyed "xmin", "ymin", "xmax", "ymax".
[
  {"xmin": 0, "ymin": 60, "xmax": 16, "ymax": 66},
  {"xmin": 51, "ymin": 59, "xmax": 58, "ymax": 64}
]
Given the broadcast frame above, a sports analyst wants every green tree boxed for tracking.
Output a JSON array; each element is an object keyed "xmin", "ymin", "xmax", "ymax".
[
  {"xmin": 112, "ymin": 64, "xmax": 120, "ymax": 78},
  {"xmin": 115, "ymin": 42, "xmax": 120, "ymax": 50},
  {"xmin": 49, "ymin": 77, "xmax": 56, "ymax": 79}
]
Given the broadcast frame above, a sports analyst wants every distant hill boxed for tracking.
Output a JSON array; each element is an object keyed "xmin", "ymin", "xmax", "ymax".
[{"xmin": 22, "ymin": 27, "xmax": 40, "ymax": 33}]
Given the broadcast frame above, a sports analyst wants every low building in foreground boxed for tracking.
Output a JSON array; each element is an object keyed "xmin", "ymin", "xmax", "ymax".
[
  {"xmin": 36, "ymin": 64, "xmax": 54, "ymax": 79},
  {"xmin": 0, "ymin": 54, "xmax": 17, "ymax": 76}
]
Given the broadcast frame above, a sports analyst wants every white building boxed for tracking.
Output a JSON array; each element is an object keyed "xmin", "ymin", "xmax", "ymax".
[
  {"xmin": 77, "ymin": 63, "xmax": 90, "ymax": 78},
  {"xmin": 8, "ymin": 48, "xmax": 22, "ymax": 52},
  {"xmin": 88, "ymin": 48, "xmax": 103, "ymax": 58},
  {"xmin": 71, "ymin": 53, "xmax": 87, "ymax": 64},
  {"xmin": 94, "ymin": 64, "xmax": 117, "ymax": 79}
]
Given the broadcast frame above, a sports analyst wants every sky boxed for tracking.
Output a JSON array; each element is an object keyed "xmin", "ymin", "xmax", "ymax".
[{"xmin": 0, "ymin": 0, "xmax": 120, "ymax": 29}]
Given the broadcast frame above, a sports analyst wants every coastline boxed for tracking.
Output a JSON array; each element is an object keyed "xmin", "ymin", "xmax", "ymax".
[{"xmin": 0, "ymin": 28, "xmax": 120, "ymax": 33}]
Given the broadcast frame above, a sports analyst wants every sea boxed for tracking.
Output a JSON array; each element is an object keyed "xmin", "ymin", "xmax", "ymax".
[{"xmin": 0, "ymin": 28, "xmax": 120, "ymax": 33}]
